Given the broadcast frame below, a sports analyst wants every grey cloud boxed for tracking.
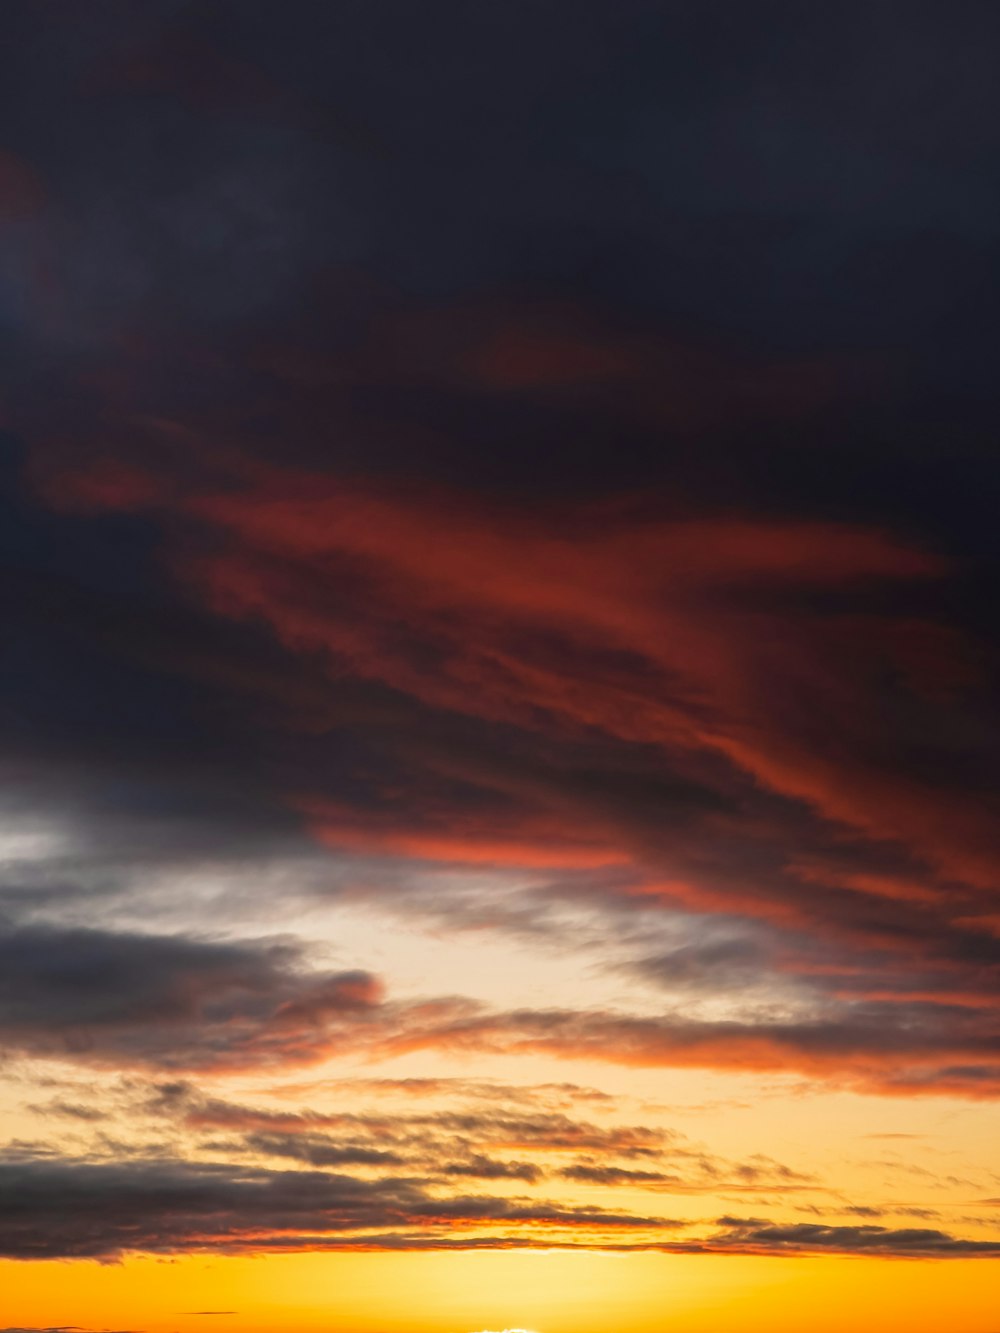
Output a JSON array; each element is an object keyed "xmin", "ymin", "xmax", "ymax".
[
  {"xmin": 244, "ymin": 1132, "xmax": 405, "ymax": 1168},
  {"xmin": 440, "ymin": 1155, "xmax": 542, "ymax": 1183},
  {"xmin": 561, "ymin": 1163, "xmax": 681, "ymax": 1186},
  {"xmin": 157, "ymin": 1087, "xmax": 805, "ymax": 1196},
  {"xmin": 2, "ymin": 1150, "xmax": 994, "ymax": 1262},
  {"xmin": 628, "ymin": 935, "xmax": 773, "ymax": 993},
  {"xmin": 0, "ymin": 923, "xmax": 380, "ymax": 1071},
  {"xmin": 168, "ymin": 1088, "xmax": 671, "ymax": 1159},
  {"xmin": 25, "ymin": 1100, "xmax": 108, "ymax": 1122},
  {"xmin": 561, "ymin": 1154, "xmax": 812, "ymax": 1193},
  {"xmin": 383, "ymin": 999, "xmax": 1000, "ymax": 1096},
  {"xmin": 713, "ymin": 1217, "xmax": 1000, "ymax": 1257},
  {"xmin": 0, "ymin": 1155, "xmax": 680, "ymax": 1260}
]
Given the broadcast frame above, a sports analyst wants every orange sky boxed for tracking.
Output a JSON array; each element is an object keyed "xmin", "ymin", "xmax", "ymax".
[{"xmin": 4, "ymin": 1251, "xmax": 1000, "ymax": 1333}]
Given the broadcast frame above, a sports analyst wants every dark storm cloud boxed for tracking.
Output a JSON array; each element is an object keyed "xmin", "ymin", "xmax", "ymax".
[
  {"xmin": 3, "ymin": 5, "xmax": 1000, "ymax": 1298},
  {"xmin": 0, "ymin": 922, "xmax": 380, "ymax": 1070},
  {"xmin": 22, "ymin": 433, "xmax": 996, "ymax": 1056},
  {"xmin": 0, "ymin": 437, "xmax": 332, "ymax": 909},
  {"xmin": 4, "ymin": 0, "xmax": 1000, "ymax": 504},
  {"xmin": 30, "ymin": 440, "xmax": 997, "ymax": 913},
  {"xmin": 0, "ymin": 0, "xmax": 997, "ymax": 1192}
]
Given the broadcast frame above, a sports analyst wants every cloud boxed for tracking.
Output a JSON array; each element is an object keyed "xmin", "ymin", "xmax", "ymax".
[
  {"xmin": 561, "ymin": 1164, "xmax": 681, "ymax": 1186},
  {"xmin": 3, "ymin": 911, "xmax": 999, "ymax": 1096},
  {"xmin": 0, "ymin": 1155, "xmax": 682, "ymax": 1260},
  {"xmin": 243, "ymin": 1133, "xmax": 405, "ymax": 1168},
  {"xmin": 166, "ymin": 1087, "xmax": 673, "ymax": 1160},
  {"xmin": 1, "ymin": 1152, "xmax": 994, "ymax": 1262},
  {"xmin": 440, "ymin": 1156, "xmax": 543, "ymax": 1184},
  {"xmin": 625, "ymin": 935, "xmax": 776, "ymax": 995},
  {"xmin": 0, "ymin": 922, "xmax": 381, "ymax": 1070},
  {"xmin": 26, "ymin": 1100, "xmax": 108, "ymax": 1122},
  {"xmin": 375, "ymin": 998, "xmax": 1000, "ymax": 1097},
  {"xmin": 22, "ymin": 437, "xmax": 1000, "ymax": 1043},
  {"xmin": 3, "ymin": 419, "xmax": 998, "ymax": 1100},
  {"xmin": 711, "ymin": 1217, "xmax": 1000, "ymax": 1257},
  {"xmin": 559, "ymin": 1155, "xmax": 814, "ymax": 1195},
  {"xmin": 144, "ymin": 1084, "xmax": 814, "ymax": 1202},
  {"xmin": 1, "ymin": 5, "xmax": 1000, "ymax": 1301}
]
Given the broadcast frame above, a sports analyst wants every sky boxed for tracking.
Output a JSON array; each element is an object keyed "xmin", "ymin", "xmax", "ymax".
[{"xmin": 2, "ymin": 2, "xmax": 1000, "ymax": 1331}]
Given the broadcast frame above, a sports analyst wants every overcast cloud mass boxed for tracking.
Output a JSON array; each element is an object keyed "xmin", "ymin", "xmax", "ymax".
[{"xmin": 2, "ymin": 3, "xmax": 1000, "ymax": 1331}]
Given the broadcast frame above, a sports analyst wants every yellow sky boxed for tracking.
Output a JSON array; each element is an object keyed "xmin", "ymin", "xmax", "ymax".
[
  {"xmin": 4, "ymin": 1042, "xmax": 1000, "ymax": 1332},
  {"xmin": 4, "ymin": 1250, "xmax": 1000, "ymax": 1333}
]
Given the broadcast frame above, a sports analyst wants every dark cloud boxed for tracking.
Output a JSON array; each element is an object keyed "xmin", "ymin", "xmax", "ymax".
[
  {"xmin": 627, "ymin": 936, "xmax": 774, "ymax": 994},
  {"xmin": 440, "ymin": 1156, "xmax": 542, "ymax": 1184},
  {"xmin": 243, "ymin": 1133, "xmax": 404, "ymax": 1169},
  {"xmin": 376, "ymin": 997, "xmax": 1000, "ymax": 1097},
  {"xmin": 0, "ymin": 922, "xmax": 380, "ymax": 1070},
  {"xmin": 712, "ymin": 1217, "xmax": 1000, "ymax": 1258},
  {"xmin": 0, "ymin": 1151, "xmax": 993, "ymax": 1261},
  {"xmin": 1, "ymin": 0, "xmax": 1000, "ymax": 1291},
  {"xmin": 3, "ymin": 910, "xmax": 1000, "ymax": 1095},
  {"xmin": 149, "ymin": 1085, "xmax": 811, "ymax": 1198},
  {"xmin": 561, "ymin": 1164, "xmax": 681, "ymax": 1187},
  {"xmin": 14, "ymin": 431, "xmax": 996, "ymax": 1079},
  {"xmin": 1, "ymin": 0, "xmax": 997, "ymax": 944},
  {"xmin": 0, "ymin": 1155, "xmax": 680, "ymax": 1260},
  {"xmin": 169, "ymin": 1087, "xmax": 670, "ymax": 1157}
]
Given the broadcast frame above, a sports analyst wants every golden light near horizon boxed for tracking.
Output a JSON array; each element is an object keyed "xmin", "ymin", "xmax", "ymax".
[
  {"xmin": 466, "ymin": 1326, "xmax": 539, "ymax": 1332},
  {"xmin": 4, "ymin": 1250, "xmax": 1000, "ymax": 1333}
]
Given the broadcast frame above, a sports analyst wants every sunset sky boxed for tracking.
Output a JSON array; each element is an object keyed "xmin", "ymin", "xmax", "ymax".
[{"xmin": 2, "ymin": 3, "xmax": 1000, "ymax": 1332}]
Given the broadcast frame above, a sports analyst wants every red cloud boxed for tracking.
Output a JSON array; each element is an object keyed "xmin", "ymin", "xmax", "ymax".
[
  {"xmin": 372, "ymin": 1003, "xmax": 1000, "ymax": 1100},
  {"xmin": 30, "ymin": 444, "xmax": 995, "ymax": 894},
  {"xmin": 25, "ymin": 429, "xmax": 1000, "ymax": 1088},
  {"xmin": 162, "ymin": 468, "xmax": 993, "ymax": 896}
]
